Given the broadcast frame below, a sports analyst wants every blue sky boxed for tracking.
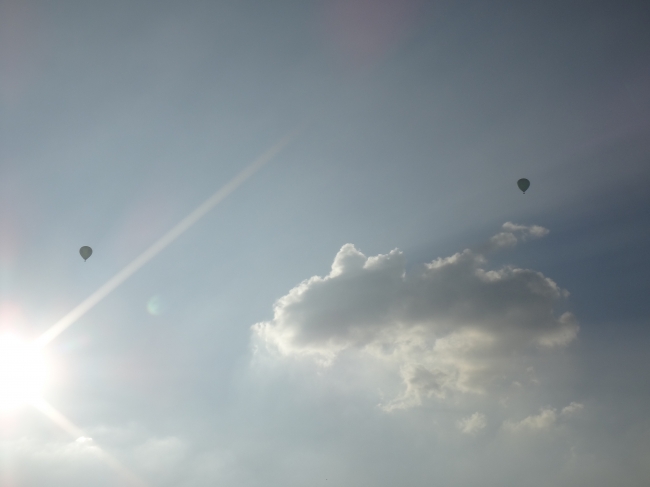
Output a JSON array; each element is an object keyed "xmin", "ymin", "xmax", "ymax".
[{"xmin": 1, "ymin": 1, "xmax": 649, "ymax": 485}]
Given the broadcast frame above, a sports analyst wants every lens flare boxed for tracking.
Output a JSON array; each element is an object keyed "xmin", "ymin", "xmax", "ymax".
[
  {"xmin": 146, "ymin": 295, "xmax": 164, "ymax": 316},
  {"xmin": 0, "ymin": 334, "xmax": 48, "ymax": 412}
]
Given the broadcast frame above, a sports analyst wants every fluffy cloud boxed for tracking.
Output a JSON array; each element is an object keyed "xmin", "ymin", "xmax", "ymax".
[{"xmin": 252, "ymin": 223, "xmax": 578, "ymax": 410}]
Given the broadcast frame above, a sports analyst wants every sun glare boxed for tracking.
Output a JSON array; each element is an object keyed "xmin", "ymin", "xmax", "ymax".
[{"xmin": 0, "ymin": 334, "xmax": 48, "ymax": 412}]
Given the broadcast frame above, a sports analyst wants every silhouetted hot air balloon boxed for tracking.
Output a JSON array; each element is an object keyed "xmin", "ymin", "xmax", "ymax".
[
  {"xmin": 79, "ymin": 246, "xmax": 93, "ymax": 261},
  {"xmin": 517, "ymin": 178, "xmax": 530, "ymax": 194}
]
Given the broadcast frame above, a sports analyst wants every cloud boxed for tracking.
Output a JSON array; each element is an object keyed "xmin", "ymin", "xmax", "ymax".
[
  {"xmin": 3, "ymin": 435, "xmax": 115, "ymax": 487},
  {"xmin": 252, "ymin": 223, "xmax": 578, "ymax": 410},
  {"xmin": 504, "ymin": 408, "xmax": 558, "ymax": 432},
  {"xmin": 504, "ymin": 402, "xmax": 585, "ymax": 433},
  {"xmin": 487, "ymin": 222, "xmax": 550, "ymax": 251},
  {"xmin": 3, "ymin": 426, "xmax": 194, "ymax": 487},
  {"xmin": 458, "ymin": 412, "xmax": 487, "ymax": 434},
  {"xmin": 561, "ymin": 401, "xmax": 584, "ymax": 415}
]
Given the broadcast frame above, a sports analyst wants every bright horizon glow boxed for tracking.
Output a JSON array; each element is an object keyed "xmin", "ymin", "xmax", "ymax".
[{"xmin": 0, "ymin": 334, "xmax": 48, "ymax": 412}]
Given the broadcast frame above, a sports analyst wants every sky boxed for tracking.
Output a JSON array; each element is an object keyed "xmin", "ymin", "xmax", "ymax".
[{"xmin": 0, "ymin": 0, "xmax": 649, "ymax": 485}]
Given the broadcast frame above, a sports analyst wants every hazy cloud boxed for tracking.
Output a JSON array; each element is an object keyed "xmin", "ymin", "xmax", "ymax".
[
  {"xmin": 458, "ymin": 412, "xmax": 487, "ymax": 434},
  {"xmin": 504, "ymin": 407, "xmax": 558, "ymax": 432},
  {"xmin": 132, "ymin": 436, "xmax": 188, "ymax": 482},
  {"xmin": 3, "ymin": 428, "xmax": 198, "ymax": 487},
  {"xmin": 561, "ymin": 402, "xmax": 585, "ymax": 415},
  {"xmin": 487, "ymin": 222, "xmax": 550, "ymax": 251},
  {"xmin": 504, "ymin": 401, "xmax": 585, "ymax": 433}
]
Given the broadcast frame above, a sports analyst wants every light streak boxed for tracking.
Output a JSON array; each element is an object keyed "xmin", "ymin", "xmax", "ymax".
[{"xmin": 37, "ymin": 130, "xmax": 297, "ymax": 346}]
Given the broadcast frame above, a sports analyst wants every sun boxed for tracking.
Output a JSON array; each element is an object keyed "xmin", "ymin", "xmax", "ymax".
[{"xmin": 0, "ymin": 334, "xmax": 48, "ymax": 412}]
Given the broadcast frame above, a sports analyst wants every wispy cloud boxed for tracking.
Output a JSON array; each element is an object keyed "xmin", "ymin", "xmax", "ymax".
[{"xmin": 458, "ymin": 412, "xmax": 487, "ymax": 434}]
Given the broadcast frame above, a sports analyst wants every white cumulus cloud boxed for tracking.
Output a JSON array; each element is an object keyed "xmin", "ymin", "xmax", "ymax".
[{"xmin": 252, "ymin": 223, "xmax": 578, "ymax": 410}]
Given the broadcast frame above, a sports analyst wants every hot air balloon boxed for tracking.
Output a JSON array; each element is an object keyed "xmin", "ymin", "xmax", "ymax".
[
  {"xmin": 79, "ymin": 246, "xmax": 93, "ymax": 261},
  {"xmin": 517, "ymin": 178, "xmax": 530, "ymax": 194}
]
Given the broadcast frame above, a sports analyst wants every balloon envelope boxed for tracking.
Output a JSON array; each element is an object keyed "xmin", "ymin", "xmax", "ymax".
[
  {"xmin": 517, "ymin": 178, "xmax": 530, "ymax": 193},
  {"xmin": 79, "ymin": 246, "xmax": 93, "ymax": 261}
]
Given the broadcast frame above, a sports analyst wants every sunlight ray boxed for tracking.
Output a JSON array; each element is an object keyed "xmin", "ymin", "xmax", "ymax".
[
  {"xmin": 37, "ymin": 130, "xmax": 298, "ymax": 346},
  {"xmin": 33, "ymin": 399, "xmax": 149, "ymax": 487}
]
